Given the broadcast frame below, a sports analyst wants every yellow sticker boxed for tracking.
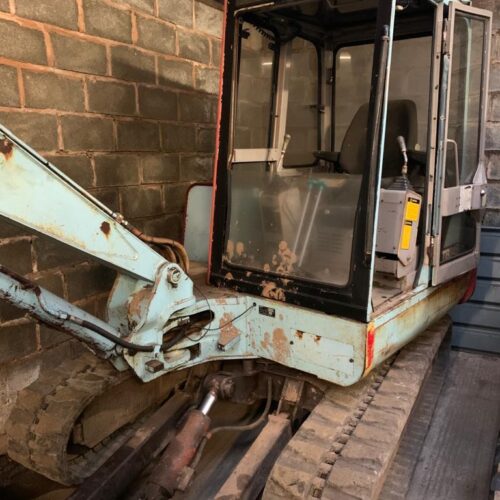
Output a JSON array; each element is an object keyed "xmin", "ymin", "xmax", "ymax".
[
  {"xmin": 400, "ymin": 221, "xmax": 413, "ymax": 250},
  {"xmin": 405, "ymin": 199, "xmax": 420, "ymax": 222}
]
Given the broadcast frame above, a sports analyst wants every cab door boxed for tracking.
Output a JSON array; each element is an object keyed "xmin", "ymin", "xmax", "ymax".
[{"xmin": 432, "ymin": 2, "xmax": 492, "ymax": 285}]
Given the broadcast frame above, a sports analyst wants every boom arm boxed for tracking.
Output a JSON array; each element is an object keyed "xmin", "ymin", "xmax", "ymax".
[
  {"xmin": 0, "ymin": 125, "xmax": 165, "ymax": 282},
  {"xmin": 0, "ymin": 125, "xmax": 197, "ymax": 380}
]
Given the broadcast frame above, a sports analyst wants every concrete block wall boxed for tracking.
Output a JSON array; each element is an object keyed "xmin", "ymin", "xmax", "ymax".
[
  {"xmin": 477, "ymin": 0, "xmax": 500, "ymax": 225},
  {"xmin": 0, "ymin": 0, "xmax": 222, "ymax": 447}
]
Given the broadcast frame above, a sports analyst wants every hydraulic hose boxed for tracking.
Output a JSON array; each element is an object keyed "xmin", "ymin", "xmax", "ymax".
[
  {"xmin": 189, "ymin": 378, "xmax": 273, "ymax": 470},
  {"xmin": 70, "ymin": 317, "xmax": 155, "ymax": 352},
  {"xmin": 126, "ymin": 224, "xmax": 190, "ymax": 272},
  {"xmin": 0, "ymin": 264, "xmax": 156, "ymax": 353}
]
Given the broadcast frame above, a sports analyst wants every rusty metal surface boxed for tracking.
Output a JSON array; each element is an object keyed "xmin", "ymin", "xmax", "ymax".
[
  {"xmin": 214, "ymin": 414, "xmax": 292, "ymax": 500},
  {"xmin": 367, "ymin": 274, "xmax": 469, "ymax": 374},
  {"xmin": 145, "ymin": 409, "xmax": 212, "ymax": 497}
]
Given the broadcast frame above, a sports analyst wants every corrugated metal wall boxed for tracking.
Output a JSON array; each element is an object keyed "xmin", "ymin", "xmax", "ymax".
[{"xmin": 451, "ymin": 227, "xmax": 500, "ymax": 353}]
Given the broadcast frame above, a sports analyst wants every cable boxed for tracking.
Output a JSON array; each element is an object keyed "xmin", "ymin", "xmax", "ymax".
[
  {"xmin": 73, "ymin": 317, "xmax": 155, "ymax": 352},
  {"xmin": 190, "ymin": 378, "xmax": 273, "ymax": 470},
  {"xmin": 182, "ymin": 283, "xmax": 256, "ymax": 342},
  {"xmin": 209, "ymin": 378, "xmax": 273, "ymax": 435},
  {"xmin": 0, "ymin": 265, "xmax": 156, "ymax": 354}
]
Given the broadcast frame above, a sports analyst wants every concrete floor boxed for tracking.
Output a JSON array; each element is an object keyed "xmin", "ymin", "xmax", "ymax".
[{"xmin": 381, "ymin": 349, "xmax": 500, "ymax": 500}]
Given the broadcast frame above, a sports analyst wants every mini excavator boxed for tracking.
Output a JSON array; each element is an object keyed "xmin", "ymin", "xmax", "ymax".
[{"xmin": 0, "ymin": 0, "xmax": 492, "ymax": 498}]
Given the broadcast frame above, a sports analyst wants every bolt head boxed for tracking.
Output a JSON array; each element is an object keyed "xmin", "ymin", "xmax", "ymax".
[{"xmin": 167, "ymin": 267, "xmax": 182, "ymax": 286}]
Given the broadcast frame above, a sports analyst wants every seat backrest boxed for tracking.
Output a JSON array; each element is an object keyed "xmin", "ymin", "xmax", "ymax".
[{"xmin": 338, "ymin": 99, "xmax": 418, "ymax": 177}]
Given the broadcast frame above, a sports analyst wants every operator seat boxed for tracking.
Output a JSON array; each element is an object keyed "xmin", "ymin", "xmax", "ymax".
[{"xmin": 339, "ymin": 99, "xmax": 418, "ymax": 177}]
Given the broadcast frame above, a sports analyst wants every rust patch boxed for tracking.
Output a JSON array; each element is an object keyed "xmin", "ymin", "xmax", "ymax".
[
  {"xmin": 272, "ymin": 328, "xmax": 290, "ymax": 364},
  {"xmin": 295, "ymin": 330, "xmax": 303, "ymax": 340},
  {"xmin": 272, "ymin": 240, "xmax": 297, "ymax": 274},
  {"xmin": 218, "ymin": 312, "xmax": 239, "ymax": 348},
  {"xmin": 362, "ymin": 274, "xmax": 469, "ymax": 377},
  {"xmin": 261, "ymin": 281, "xmax": 286, "ymax": 301},
  {"xmin": 260, "ymin": 331, "xmax": 271, "ymax": 350},
  {"xmin": 0, "ymin": 137, "xmax": 13, "ymax": 160},
  {"xmin": 314, "ymin": 335, "xmax": 321, "ymax": 344},
  {"xmin": 128, "ymin": 286, "xmax": 153, "ymax": 325},
  {"xmin": 100, "ymin": 221, "xmax": 111, "ymax": 237}
]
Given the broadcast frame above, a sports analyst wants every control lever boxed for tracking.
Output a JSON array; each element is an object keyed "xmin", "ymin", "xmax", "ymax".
[
  {"xmin": 397, "ymin": 135, "xmax": 409, "ymax": 176},
  {"xmin": 277, "ymin": 134, "xmax": 291, "ymax": 171}
]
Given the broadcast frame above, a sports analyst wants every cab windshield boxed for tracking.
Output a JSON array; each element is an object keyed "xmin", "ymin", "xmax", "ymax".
[{"xmin": 224, "ymin": 4, "xmax": 432, "ymax": 288}]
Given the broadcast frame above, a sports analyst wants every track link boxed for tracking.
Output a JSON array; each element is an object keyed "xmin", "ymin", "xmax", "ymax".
[
  {"xmin": 264, "ymin": 316, "xmax": 451, "ymax": 500},
  {"xmin": 6, "ymin": 351, "xmax": 135, "ymax": 485}
]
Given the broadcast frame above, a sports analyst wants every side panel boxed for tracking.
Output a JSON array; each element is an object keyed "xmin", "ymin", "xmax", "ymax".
[
  {"xmin": 366, "ymin": 274, "xmax": 469, "ymax": 375},
  {"xmin": 184, "ymin": 184, "xmax": 212, "ymax": 263}
]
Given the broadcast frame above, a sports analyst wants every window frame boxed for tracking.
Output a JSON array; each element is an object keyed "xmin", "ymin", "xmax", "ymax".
[
  {"xmin": 209, "ymin": 2, "xmax": 434, "ymax": 322},
  {"xmin": 431, "ymin": 2, "xmax": 491, "ymax": 286}
]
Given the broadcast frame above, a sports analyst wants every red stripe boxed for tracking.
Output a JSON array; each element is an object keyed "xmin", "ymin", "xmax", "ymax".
[{"xmin": 365, "ymin": 325, "xmax": 376, "ymax": 370}]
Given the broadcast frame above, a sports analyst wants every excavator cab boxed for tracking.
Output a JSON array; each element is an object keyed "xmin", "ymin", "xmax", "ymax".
[{"xmin": 208, "ymin": 0, "xmax": 491, "ymax": 321}]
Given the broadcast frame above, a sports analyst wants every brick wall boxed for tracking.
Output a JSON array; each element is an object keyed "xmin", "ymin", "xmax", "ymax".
[{"xmin": 0, "ymin": 0, "xmax": 222, "ymax": 447}]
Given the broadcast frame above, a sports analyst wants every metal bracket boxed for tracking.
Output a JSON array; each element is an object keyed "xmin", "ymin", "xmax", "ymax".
[{"xmin": 277, "ymin": 378, "xmax": 305, "ymax": 421}]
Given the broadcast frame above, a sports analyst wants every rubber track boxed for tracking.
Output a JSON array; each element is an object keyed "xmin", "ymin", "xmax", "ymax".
[
  {"xmin": 264, "ymin": 316, "xmax": 451, "ymax": 500},
  {"xmin": 6, "ymin": 351, "xmax": 136, "ymax": 485},
  {"xmin": 263, "ymin": 363, "xmax": 391, "ymax": 499}
]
